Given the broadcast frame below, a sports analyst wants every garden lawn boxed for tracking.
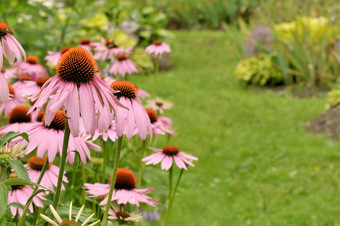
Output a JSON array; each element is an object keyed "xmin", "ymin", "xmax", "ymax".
[{"xmin": 131, "ymin": 30, "xmax": 340, "ymax": 225}]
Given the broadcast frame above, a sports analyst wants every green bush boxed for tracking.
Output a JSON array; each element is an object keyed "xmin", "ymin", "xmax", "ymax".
[
  {"xmin": 235, "ymin": 53, "xmax": 283, "ymax": 86},
  {"xmin": 235, "ymin": 16, "xmax": 340, "ymax": 87}
]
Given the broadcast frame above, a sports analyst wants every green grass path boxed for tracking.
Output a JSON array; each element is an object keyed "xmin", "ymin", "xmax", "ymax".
[{"xmin": 131, "ymin": 31, "xmax": 340, "ymax": 226}]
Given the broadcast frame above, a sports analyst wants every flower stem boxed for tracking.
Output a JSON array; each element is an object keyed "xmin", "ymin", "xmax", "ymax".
[
  {"xmin": 101, "ymin": 136, "xmax": 123, "ymax": 226},
  {"xmin": 171, "ymin": 169, "xmax": 184, "ymax": 205},
  {"xmin": 165, "ymin": 166, "xmax": 173, "ymax": 226},
  {"xmin": 102, "ymin": 139, "xmax": 107, "ymax": 183},
  {"xmin": 153, "ymin": 56, "xmax": 160, "ymax": 94},
  {"xmin": 135, "ymin": 140, "xmax": 147, "ymax": 215},
  {"xmin": 70, "ymin": 160, "xmax": 77, "ymax": 201},
  {"xmin": 18, "ymin": 156, "xmax": 49, "ymax": 226},
  {"xmin": 53, "ymin": 121, "xmax": 71, "ymax": 208},
  {"xmin": 137, "ymin": 140, "xmax": 147, "ymax": 188}
]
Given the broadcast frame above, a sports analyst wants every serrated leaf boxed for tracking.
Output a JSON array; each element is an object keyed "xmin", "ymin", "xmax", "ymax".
[
  {"xmin": 8, "ymin": 159, "xmax": 29, "ymax": 181},
  {"xmin": 0, "ymin": 132, "xmax": 28, "ymax": 148},
  {"xmin": 0, "ymin": 183, "xmax": 8, "ymax": 218}
]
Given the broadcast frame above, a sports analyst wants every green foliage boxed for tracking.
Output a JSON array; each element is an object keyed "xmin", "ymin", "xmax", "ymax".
[
  {"xmin": 130, "ymin": 48, "xmax": 155, "ymax": 74},
  {"xmin": 325, "ymin": 88, "xmax": 340, "ymax": 109},
  {"xmin": 234, "ymin": 16, "xmax": 340, "ymax": 87},
  {"xmin": 235, "ymin": 53, "xmax": 283, "ymax": 86},
  {"xmin": 145, "ymin": 0, "xmax": 257, "ymax": 29}
]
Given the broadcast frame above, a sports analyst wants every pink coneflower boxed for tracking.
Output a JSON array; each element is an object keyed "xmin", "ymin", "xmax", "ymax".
[
  {"xmin": 16, "ymin": 55, "xmax": 48, "ymax": 81},
  {"xmin": 102, "ymin": 76, "xmax": 149, "ymax": 99},
  {"xmin": 94, "ymin": 38, "xmax": 123, "ymax": 61},
  {"xmin": 78, "ymin": 38, "xmax": 100, "ymax": 52},
  {"xmin": 25, "ymin": 155, "xmax": 68, "ymax": 190},
  {"xmin": 0, "ymin": 84, "xmax": 24, "ymax": 116},
  {"xmin": 8, "ymin": 172, "xmax": 45, "ymax": 216},
  {"xmin": 146, "ymin": 97, "xmax": 173, "ymax": 114},
  {"xmin": 0, "ymin": 70, "xmax": 8, "ymax": 104},
  {"xmin": 145, "ymin": 40, "xmax": 171, "ymax": 57},
  {"xmin": 30, "ymin": 47, "xmax": 123, "ymax": 137},
  {"xmin": 1, "ymin": 66, "xmax": 17, "ymax": 82},
  {"xmin": 110, "ymin": 53, "xmax": 138, "ymax": 77},
  {"xmin": 85, "ymin": 168, "xmax": 157, "ymax": 207},
  {"xmin": 0, "ymin": 106, "xmax": 39, "ymax": 134},
  {"xmin": 0, "ymin": 21, "xmax": 26, "ymax": 69},
  {"xmin": 21, "ymin": 110, "xmax": 100, "ymax": 164},
  {"xmin": 142, "ymin": 145, "xmax": 198, "ymax": 170},
  {"xmin": 44, "ymin": 46, "xmax": 70, "ymax": 69},
  {"xmin": 12, "ymin": 76, "xmax": 49, "ymax": 100},
  {"xmin": 146, "ymin": 108, "xmax": 176, "ymax": 136},
  {"xmin": 110, "ymin": 81, "xmax": 152, "ymax": 140}
]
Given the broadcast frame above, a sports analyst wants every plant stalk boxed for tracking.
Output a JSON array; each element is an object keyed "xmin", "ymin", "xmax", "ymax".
[
  {"xmin": 101, "ymin": 136, "xmax": 123, "ymax": 226},
  {"xmin": 53, "ymin": 121, "xmax": 71, "ymax": 208}
]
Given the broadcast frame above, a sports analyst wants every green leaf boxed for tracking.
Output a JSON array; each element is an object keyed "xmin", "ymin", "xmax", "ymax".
[
  {"xmin": 8, "ymin": 202, "xmax": 24, "ymax": 209},
  {"xmin": 3, "ymin": 178, "xmax": 54, "ymax": 193},
  {"xmin": 0, "ymin": 132, "xmax": 29, "ymax": 148},
  {"xmin": 8, "ymin": 159, "xmax": 29, "ymax": 181},
  {"xmin": 0, "ymin": 183, "xmax": 8, "ymax": 218}
]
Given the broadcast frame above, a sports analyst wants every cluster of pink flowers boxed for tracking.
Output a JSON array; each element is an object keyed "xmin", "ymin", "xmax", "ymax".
[{"xmin": 0, "ymin": 20, "xmax": 198, "ymax": 225}]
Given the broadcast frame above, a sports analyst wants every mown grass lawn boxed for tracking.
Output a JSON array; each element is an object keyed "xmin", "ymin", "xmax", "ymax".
[{"xmin": 131, "ymin": 30, "xmax": 340, "ymax": 225}]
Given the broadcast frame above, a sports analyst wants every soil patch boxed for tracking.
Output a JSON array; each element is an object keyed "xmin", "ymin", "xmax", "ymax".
[{"xmin": 307, "ymin": 107, "xmax": 340, "ymax": 139}]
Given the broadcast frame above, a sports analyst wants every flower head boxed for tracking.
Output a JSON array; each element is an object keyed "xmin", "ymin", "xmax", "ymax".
[
  {"xmin": 8, "ymin": 172, "xmax": 45, "ymax": 216},
  {"xmin": 0, "ymin": 106, "xmax": 39, "ymax": 134},
  {"xmin": 110, "ymin": 81, "xmax": 152, "ymax": 140},
  {"xmin": 19, "ymin": 110, "xmax": 100, "ymax": 164},
  {"xmin": 17, "ymin": 55, "xmax": 48, "ymax": 81},
  {"xmin": 146, "ymin": 108, "xmax": 176, "ymax": 136},
  {"xmin": 146, "ymin": 97, "xmax": 173, "ymax": 114},
  {"xmin": 40, "ymin": 203, "xmax": 100, "ymax": 226},
  {"xmin": 30, "ymin": 47, "xmax": 123, "ymax": 137},
  {"xmin": 145, "ymin": 40, "xmax": 171, "ymax": 57},
  {"xmin": 0, "ymin": 21, "xmax": 26, "ymax": 69},
  {"xmin": 25, "ymin": 155, "xmax": 68, "ymax": 190},
  {"xmin": 142, "ymin": 145, "xmax": 198, "ymax": 170},
  {"xmin": 85, "ymin": 168, "xmax": 157, "ymax": 207},
  {"xmin": 109, "ymin": 52, "xmax": 138, "ymax": 77}
]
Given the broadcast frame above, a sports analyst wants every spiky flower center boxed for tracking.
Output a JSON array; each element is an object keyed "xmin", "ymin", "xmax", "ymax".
[
  {"xmin": 105, "ymin": 39, "xmax": 117, "ymax": 49},
  {"xmin": 28, "ymin": 155, "xmax": 50, "ymax": 171},
  {"xmin": 116, "ymin": 53, "xmax": 127, "ymax": 61},
  {"xmin": 60, "ymin": 220, "xmax": 81, "ymax": 226},
  {"xmin": 36, "ymin": 76, "xmax": 50, "ymax": 87},
  {"xmin": 153, "ymin": 40, "xmax": 162, "ymax": 46},
  {"xmin": 146, "ymin": 108, "xmax": 158, "ymax": 123},
  {"xmin": 36, "ymin": 110, "xmax": 44, "ymax": 122},
  {"xmin": 8, "ymin": 84, "xmax": 14, "ymax": 96},
  {"xmin": 44, "ymin": 110, "xmax": 66, "ymax": 130},
  {"xmin": 57, "ymin": 47, "xmax": 96, "ymax": 83},
  {"xmin": 9, "ymin": 106, "xmax": 31, "ymax": 124},
  {"xmin": 80, "ymin": 38, "xmax": 91, "ymax": 45},
  {"xmin": 110, "ymin": 81, "xmax": 137, "ymax": 99},
  {"xmin": 1, "ymin": 66, "xmax": 5, "ymax": 73},
  {"xmin": 0, "ymin": 21, "xmax": 13, "ymax": 37},
  {"xmin": 114, "ymin": 168, "xmax": 137, "ymax": 190},
  {"xmin": 60, "ymin": 46, "xmax": 70, "ymax": 54},
  {"xmin": 9, "ymin": 172, "xmax": 24, "ymax": 190},
  {"xmin": 162, "ymin": 145, "xmax": 179, "ymax": 156},
  {"xmin": 0, "ymin": 22, "xmax": 8, "ymax": 30},
  {"xmin": 26, "ymin": 55, "xmax": 38, "ymax": 64}
]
